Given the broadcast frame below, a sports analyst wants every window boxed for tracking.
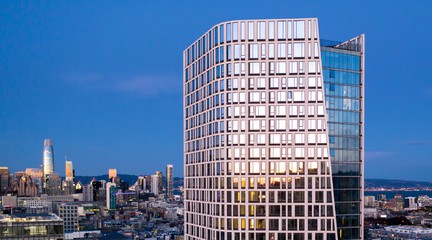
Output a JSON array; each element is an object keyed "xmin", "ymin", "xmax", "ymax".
[
  {"xmin": 234, "ymin": 44, "xmax": 240, "ymax": 59},
  {"xmin": 276, "ymin": 62, "xmax": 286, "ymax": 74},
  {"xmin": 269, "ymin": 44, "xmax": 275, "ymax": 58},
  {"xmin": 276, "ymin": 120, "xmax": 286, "ymax": 130},
  {"xmin": 258, "ymin": 21, "xmax": 266, "ymax": 40},
  {"xmin": 277, "ymin": 43, "xmax": 286, "ymax": 58},
  {"xmin": 249, "ymin": 44, "xmax": 259, "ymax": 59},
  {"xmin": 293, "ymin": 92, "xmax": 304, "ymax": 102},
  {"xmin": 288, "ymin": 78, "xmax": 297, "ymax": 88},
  {"xmin": 248, "ymin": 22, "xmax": 254, "ymax": 40},
  {"xmin": 308, "ymin": 133, "xmax": 316, "ymax": 144},
  {"xmin": 249, "ymin": 162, "xmax": 260, "ymax": 174},
  {"xmin": 289, "ymin": 62, "xmax": 298, "ymax": 74},
  {"xmin": 277, "ymin": 91, "xmax": 286, "ymax": 102},
  {"xmin": 261, "ymin": 43, "xmax": 266, "ymax": 58},
  {"xmin": 232, "ymin": 22, "xmax": 238, "ymax": 41},
  {"xmin": 270, "ymin": 77, "xmax": 279, "ymax": 88},
  {"xmin": 308, "ymin": 77, "xmax": 316, "ymax": 87},
  {"xmin": 249, "ymin": 92, "xmax": 260, "ymax": 103},
  {"xmin": 270, "ymin": 148, "xmax": 281, "ymax": 158},
  {"xmin": 295, "ymin": 147, "xmax": 304, "ymax": 158},
  {"xmin": 270, "ymin": 134, "xmax": 280, "ymax": 144},
  {"xmin": 295, "ymin": 134, "xmax": 305, "ymax": 144},
  {"xmin": 257, "ymin": 78, "xmax": 265, "ymax": 89},
  {"xmin": 294, "ymin": 20, "xmax": 305, "ymax": 39},
  {"xmin": 268, "ymin": 21, "xmax": 275, "ymax": 40},
  {"xmin": 308, "ymin": 61, "xmax": 316, "ymax": 73},
  {"xmin": 249, "ymin": 63, "xmax": 260, "ymax": 74},
  {"xmin": 257, "ymin": 133, "xmax": 266, "ymax": 144},
  {"xmin": 277, "ymin": 21, "xmax": 286, "ymax": 39},
  {"xmin": 293, "ymin": 43, "xmax": 305, "ymax": 58},
  {"xmin": 240, "ymin": 22, "xmax": 245, "ymax": 40}
]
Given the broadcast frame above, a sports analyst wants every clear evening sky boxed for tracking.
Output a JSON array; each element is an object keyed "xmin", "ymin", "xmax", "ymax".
[{"xmin": 1, "ymin": 1, "xmax": 431, "ymax": 179}]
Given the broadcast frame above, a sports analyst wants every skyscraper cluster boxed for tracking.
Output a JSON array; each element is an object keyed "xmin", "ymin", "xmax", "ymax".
[
  {"xmin": 0, "ymin": 139, "xmax": 79, "ymax": 196},
  {"xmin": 183, "ymin": 18, "xmax": 364, "ymax": 240}
]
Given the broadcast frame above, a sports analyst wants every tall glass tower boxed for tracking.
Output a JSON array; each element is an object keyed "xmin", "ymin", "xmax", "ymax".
[
  {"xmin": 183, "ymin": 19, "xmax": 357, "ymax": 240},
  {"xmin": 321, "ymin": 37, "xmax": 365, "ymax": 240},
  {"xmin": 43, "ymin": 139, "xmax": 54, "ymax": 177}
]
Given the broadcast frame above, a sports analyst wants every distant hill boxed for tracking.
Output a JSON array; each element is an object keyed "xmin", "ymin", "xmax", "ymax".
[{"xmin": 365, "ymin": 179, "xmax": 432, "ymax": 189}]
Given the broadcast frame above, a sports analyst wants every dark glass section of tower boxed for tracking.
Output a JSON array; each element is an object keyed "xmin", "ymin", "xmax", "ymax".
[{"xmin": 321, "ymin": 37, "xmax": 364, "ymax": 240}]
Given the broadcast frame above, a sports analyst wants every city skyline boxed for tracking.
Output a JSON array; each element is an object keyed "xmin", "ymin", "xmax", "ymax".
[{"xmin": 1, "ymin": 1, "xmax": 432, "ymax": 179}]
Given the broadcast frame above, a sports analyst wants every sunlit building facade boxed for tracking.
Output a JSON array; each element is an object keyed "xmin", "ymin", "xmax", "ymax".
[
  {"xmin": 184, "ymin": 19, "xmax": 349, "ymax": 240},
  {"xmin": 108, "ymin": 168, "xmax": 117, "ymax": 180},
  {"xmin": 65, "ymin": 161, "xmax": 74, "ymax": 182},
  {"xmin": 156, "ymin": 171, "xmax": 163, "ymax": 194},
  {"xmin": 25, "ymin": 168, "xmax": 43, "ymax": 194}
]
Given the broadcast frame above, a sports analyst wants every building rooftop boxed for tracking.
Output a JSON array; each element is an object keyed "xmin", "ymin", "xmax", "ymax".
[{"xmin": 0, "ymin": 213, "xmax": 62, "ymax": 222}]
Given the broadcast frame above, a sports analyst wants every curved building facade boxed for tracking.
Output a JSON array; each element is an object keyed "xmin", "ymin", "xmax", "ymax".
[{"xmin": 183, "ymin": 19, "xmax": 348, "ymax": 240}]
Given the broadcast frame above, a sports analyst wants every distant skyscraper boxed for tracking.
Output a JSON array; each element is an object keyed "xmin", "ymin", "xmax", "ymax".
[
  {"xmin": 43, "ymin": 139, "xmax": 55, "ymax": 179},
  {"xmin": 65, "ymin": 160, "xmax": 74, "ymax": 182},
  {"xmin": 25, "ymin": 168, "xmax": 43, "ymax": 194},
  {"xmin": 166, "ymin": 164, "xmax": 174, "ymax": 197},
  {"xmin": 45, "ymin": 173, "xmax": 62, "ymax": 196},
  {"xmin": 64, "ymin": 160, "xmax": 75, "ymax": 195},
  {"xmin": 106, "ymin": 182, "xmax": 117, "ymax": 210},
  {"xmin": 183, "ymin": 19, "xmax": 364, "ymax": 240},
  {"xmin": 155, "ymin": 171, "xmax": 163, "ymax": 194},
  {"xmin": 151, "ymin": 174, "xmax": 159, "ymax": 195},
  {"xmin": 0, "ymin": 167, "xmax": 10, "ymax": 195},
  {"xmin": 108, "ymin": 169, "xmax": 117, "ymax": 180},
  {"xmin": 83, "ymin": 184, "xmax": 93, "ymax": 201}
]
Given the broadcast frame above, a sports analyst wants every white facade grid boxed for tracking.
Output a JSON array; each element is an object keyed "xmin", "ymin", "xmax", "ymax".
[{"xmin": 184, "ymin": 19, "xmax": 338, "ymax": 240}]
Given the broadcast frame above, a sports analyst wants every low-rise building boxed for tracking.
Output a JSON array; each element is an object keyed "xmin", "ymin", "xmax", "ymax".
[
  {"xmin": 0, "ymin": 213, "xmax": 64, "ymax": 239},
  {"xmin": 370, "ymin": 225, "xmax": 432, "ymax": 239}
]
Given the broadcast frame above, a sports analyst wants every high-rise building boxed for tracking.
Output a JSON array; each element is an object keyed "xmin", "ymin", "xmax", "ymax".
[
  {"xmin": 13, "ymin": 175, "xmax": 39, "ymax": 197},
  {"xmin": 106, "ymin": 182, "xmax": 117, "ymax": 210},
  {"xmin": 321, "ymin": 36, "xmax": 364, "ymax": 239},
  {"xmin": 0, "ymin": 167, "xmax": 10, "ymax": 195},
  {"xmin": 151, "ymin": 174, "xmax": 159, "ymax": 195},
  {"xmin": 183, "ymin": 19, "xmax": 364, "ymax": 240},
  {"xmin": 137, "ymin": 176, "xmax": 146, "ymax": 191},
  {"xmin": 91, "ymin": 180, "xmax": 102, "ymax": 201},
  {"xmin": 83, "ymin": 184, "xmax": 94, "ymax": 202},
  {"xmin": 166, "ymin": 164, "xmax": 174, "ymax": 197},
  {"xmin": 45, "ymin": 173, "xmax": 62, "ymax": 196},
  {"xmin": 65, "ymin": 160, "xmax": 74, "ymax": 182},
  {"xmin": 155, "ymin": 171, "xmax": 163, "ymax": 194},
  {"xmin": 43, "ymin": 139, "xmax": 55, "ymax": 178},
  {"xmin": 25, "ymin": 168, "xmax": 43, "ymax": 194},
  {"xmin": 108, "ymin": 168, "xmax": 117, "ymax": 180}
]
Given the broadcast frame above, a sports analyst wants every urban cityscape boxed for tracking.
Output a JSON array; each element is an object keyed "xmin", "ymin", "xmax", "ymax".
[{"xmin": 1, "ymin": 1, "xmax": 432, "ymax": 240}]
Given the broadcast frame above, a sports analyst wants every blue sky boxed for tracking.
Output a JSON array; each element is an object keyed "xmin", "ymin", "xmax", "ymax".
[{"xmin": 1, "ymin": 1, "xmax": 431, "ymax": 179}]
